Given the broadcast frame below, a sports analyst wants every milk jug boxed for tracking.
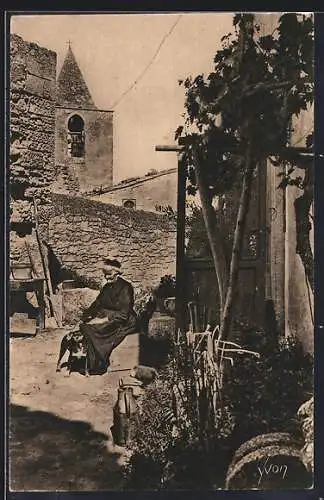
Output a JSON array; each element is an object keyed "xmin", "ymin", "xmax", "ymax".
[{"xmin": 113, "ymin": 387, "xmax": 127, "ymax": 446}]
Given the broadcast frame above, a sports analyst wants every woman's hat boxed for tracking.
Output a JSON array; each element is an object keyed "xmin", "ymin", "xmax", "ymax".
[{"xmin": 102, "ymin": 258, "xmax": 122, "ymax": 273}]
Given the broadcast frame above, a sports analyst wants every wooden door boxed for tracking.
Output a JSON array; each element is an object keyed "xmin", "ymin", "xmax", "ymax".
[{"xmin": 182, "ymin": 163, "xmax": 267, "ymax": 330}]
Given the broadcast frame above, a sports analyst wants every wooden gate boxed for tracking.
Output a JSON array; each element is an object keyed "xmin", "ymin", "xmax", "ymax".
[{"xmin": 182, "ymin": 163, "xmax": 267, "ymax": 330}]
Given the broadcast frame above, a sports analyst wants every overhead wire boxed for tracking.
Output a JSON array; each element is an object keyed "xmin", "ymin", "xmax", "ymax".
[{"xmin": 110, "ymin": 14, "xmax": 182, "ymax": 109}]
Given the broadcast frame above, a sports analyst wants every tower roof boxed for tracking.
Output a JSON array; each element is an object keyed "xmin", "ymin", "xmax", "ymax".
[{"xmin": 56, "ymin": 44, "xmax": 97, "ymax": 109}]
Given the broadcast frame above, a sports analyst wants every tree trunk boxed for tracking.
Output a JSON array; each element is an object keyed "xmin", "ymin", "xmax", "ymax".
[
  {"xmin": 219, "ymin": 146, "xmax": 256, "ymax": 340},
  {"xmin": 294, "ymin": 165, "xmax": 314, "ymax": 292},
  {"xmin": 193, "ymin": 151, "xmax": 228, "ymax": 318}
]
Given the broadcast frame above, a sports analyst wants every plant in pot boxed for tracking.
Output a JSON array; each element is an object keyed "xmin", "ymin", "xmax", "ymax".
[{"xmin": 153, "ymin": 275, "xmax": 176, "ymax": 315}]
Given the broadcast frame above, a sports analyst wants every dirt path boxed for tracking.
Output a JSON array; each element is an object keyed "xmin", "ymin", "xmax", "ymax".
[{"xmin": 9, "ymin": 329, "xmax": 131, "ymax": 491}]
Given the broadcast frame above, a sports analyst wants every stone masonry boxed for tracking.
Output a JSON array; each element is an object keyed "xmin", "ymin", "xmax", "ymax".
[
  {"xmin": 54, "ymin": 108, "xmax": 113, "ymax": 193},
  {"xmin": 39, "ymin": 193, "xmax": 177, "ymax": 291},
  {"xmin": 89, "ymin": 168, "xmax": 178, "ymax": 213},
  {"xmin": 10, "ymin": 34, "xmax": 57, "ymax": 210},
  {"xmin": 54, "ymin": 46, "xmax": 113, "ymax": 193}
]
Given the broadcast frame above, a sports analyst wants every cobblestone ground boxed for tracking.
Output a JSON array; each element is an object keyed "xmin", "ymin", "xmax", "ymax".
[{"xmin": 9, "ymin": 329, "xmax": 132, "ymax": 491}]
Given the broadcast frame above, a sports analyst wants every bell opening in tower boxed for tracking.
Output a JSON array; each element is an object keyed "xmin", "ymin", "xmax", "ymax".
[{"xmin": 67, "ymin": 114, "xmax": 85, "ymax": 158}]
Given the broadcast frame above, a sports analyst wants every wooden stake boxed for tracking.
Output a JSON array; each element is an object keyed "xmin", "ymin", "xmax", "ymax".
[
  {"xmin": 33, "ymin": 197, "xmax": 62, "ymax": 328},
  {"xmin": 24, "ymin": 239, "xmax": 37, "ymax": 277}
]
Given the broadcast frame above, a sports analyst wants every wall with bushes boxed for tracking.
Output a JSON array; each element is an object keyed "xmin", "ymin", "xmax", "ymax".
[{"xmin": 39, "ymin": 193, "xmax": 177, "ymax": 290}]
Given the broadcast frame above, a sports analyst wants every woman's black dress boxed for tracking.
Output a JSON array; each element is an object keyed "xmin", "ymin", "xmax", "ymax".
[{"xmin": 79, "ymin": 276, "xmax": 137, "ymax": 374}]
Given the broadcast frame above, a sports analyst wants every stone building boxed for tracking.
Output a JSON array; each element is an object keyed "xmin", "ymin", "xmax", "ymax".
[
  {"xmin": 54, "ymin": 44, "xmax": 113, "ymax": 194},
  {"xmin": 255, "ymin": 13, "xmax": 314, "ymax": 353},
  {"xmin": 9, "ymin": 34, "xmax": 177, "ymax": 326},
  {"xmin": 87, "ymin": 167, "xmax": 177, "ymax": 213}
]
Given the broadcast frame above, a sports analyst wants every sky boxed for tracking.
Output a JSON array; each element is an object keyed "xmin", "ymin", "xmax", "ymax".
[{"xmin": 11, "ymin": 13, "xmax": 234, "ymax": 182}]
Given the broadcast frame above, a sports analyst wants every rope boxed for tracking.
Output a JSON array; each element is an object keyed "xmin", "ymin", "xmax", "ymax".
[{"xmin": 111, "ymin": 15, "xmax": 182, "ymax": 109}]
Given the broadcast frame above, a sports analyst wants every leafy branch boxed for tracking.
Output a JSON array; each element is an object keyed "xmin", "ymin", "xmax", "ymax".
[{"xmin": 176, "ymin": 13, "xmax": 314, "ymax": 340}]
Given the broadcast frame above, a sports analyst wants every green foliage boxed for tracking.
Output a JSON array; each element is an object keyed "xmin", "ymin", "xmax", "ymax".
[
  {"xmin": 122, "ymin": 367, "xmax": 175, "ymax": 489},
  {"xmin": 176, "ymin": 13, "xmax": 314, "ymax": 198},
  {"xmin": 123, "ymin": 324, "xmax": 313, "ymax": 490},
  {"xmin": 177, "ymin": 13, "xmax": 314, "ymax": 339},
  {"xmin": 133, "ymin": 286, "xmax": 154, "ymax": 316},
  {"xmin": 154, "ymin": 204, "xmax": 177, "ymax": 223},
  {"xmin": 123, "ymin": 343, "xmax": 234, "ymax": 490},
  {"xmin": 226, "ymin": 325, "xmax": 314, "ymax": 445},
  {"xmin": 153, "ymin": 275, "xmax": 176, "ymax": 299},
  {"xmin": 185, "ymin": 202, "xmax": 212, "ymax": 258},
  {"xmin": 185, "ymin": 200, "xmax": 232, "ymax": 262}
]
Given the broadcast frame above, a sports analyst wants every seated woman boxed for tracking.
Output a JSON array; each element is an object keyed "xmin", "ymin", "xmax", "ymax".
[{"xmin": 79, "ymin": 258, "xmax": 138, "ymax": 374}]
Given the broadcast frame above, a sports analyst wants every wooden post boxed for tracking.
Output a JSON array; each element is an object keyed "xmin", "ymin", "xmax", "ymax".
[
  {"xmin": 155, "ymin": 145, "xmax": 186, "ymax": 333},
  {"xmin": 33, "ymin": 197, "xmax": 62, "ymax": 328}
]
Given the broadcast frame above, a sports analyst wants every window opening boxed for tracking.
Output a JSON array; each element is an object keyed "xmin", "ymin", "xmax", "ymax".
[{"xmin": 67, "ymin": 114, "xmax": 85, "ymax": 157}]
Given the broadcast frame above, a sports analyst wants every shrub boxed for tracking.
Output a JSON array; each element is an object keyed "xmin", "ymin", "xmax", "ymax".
[
  {"xmin": 153, "ymin": 275, "xmax": 176, "ymax": 300},
  {"xmin": 152, "ymin": 275, "xmax": 176, "ymax": 314},
  {"xmin": 123, "ymin": 341, "xmax": 234, "ymax": 490},
  {"xmin": 122, "ymin": 367, "xmax": 175, "ymax": 489},
  {"xmin": 123, "ymin": 324, "xmax": 313, "ymax": 490},
  {"xmin": 225, "ymin": 325, "xmax": 314, "ymax": 447}
]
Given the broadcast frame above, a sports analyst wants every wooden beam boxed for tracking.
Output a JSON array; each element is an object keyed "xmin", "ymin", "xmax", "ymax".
[
  {"xmin": 155, "ymin": 143, "xmax": 313, "ymax": 157},
  {"xmin": 155, "ymin": 143, "xmax": 186, "ymax": 331},
  {"xmin": 155, "ymin": 145, "xmax": 182, "ymax": 152},
  {"xmin": 155, "ymin": 144, "xmax": 314, "ymax": 171}
]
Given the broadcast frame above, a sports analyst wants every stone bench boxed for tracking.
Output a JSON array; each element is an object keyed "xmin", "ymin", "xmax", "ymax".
[{"xmin": 110, "ymin": 333, "xmax": 141, "ymax": 371}]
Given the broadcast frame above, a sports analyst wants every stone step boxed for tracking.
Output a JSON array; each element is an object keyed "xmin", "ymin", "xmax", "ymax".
[
  {"xmin": 10, "ymin": 313, "xmax": 37, "ymax": 336},
  {"xmin": 110, "ymin": 333, "xmax": 140, "ymax": 371}
]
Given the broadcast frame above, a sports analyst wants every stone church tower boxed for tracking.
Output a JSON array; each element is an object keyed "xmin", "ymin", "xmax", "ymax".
[{"xmin": 54, "ymin": 44, "xmax": 113, "ymax": 193}]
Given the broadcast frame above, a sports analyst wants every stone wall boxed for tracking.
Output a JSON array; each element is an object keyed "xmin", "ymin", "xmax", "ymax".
[
  {"xmin": 54, "ymin": 107, "xmax": 113, "ymax": 193},
  {"xmin": 10, "ymin": 34, "xmax": 57, "ymax": 211},
  {"xmin": 254, "ymin": 13, "xmax": 314, "ymax": 354},
  {"xmin": 39, "ymin": 193, "xmax": 177, "ymax": 291},
  {"xmin": 90, "ymin": 169, "xmax": 177, "ymax": 212}
]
